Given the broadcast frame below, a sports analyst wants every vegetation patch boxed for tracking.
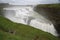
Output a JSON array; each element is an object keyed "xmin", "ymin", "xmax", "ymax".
[{"xmin": 0, "ymin": 16, "xmax": 60, "ymax": 40}]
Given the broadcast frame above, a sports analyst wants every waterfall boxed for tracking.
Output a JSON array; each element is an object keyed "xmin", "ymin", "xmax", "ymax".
[{"xmin": 1, "ymin": 5, "xmax": 58, "ymax": 36}]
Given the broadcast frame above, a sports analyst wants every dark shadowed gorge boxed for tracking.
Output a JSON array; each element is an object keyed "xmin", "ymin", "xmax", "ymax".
[{"xmin": 34, "ymin": 4, "xmax": 60, "ymax": 37}]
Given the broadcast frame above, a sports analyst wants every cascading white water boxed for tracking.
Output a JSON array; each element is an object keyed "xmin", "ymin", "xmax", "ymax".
[{"xmin": 2, "ymin": 5, "xmax": 58, "ymax": 36}]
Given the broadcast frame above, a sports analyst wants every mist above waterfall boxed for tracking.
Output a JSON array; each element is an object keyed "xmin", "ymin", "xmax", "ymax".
[{"xmin": 0, "ymin": 0, "xmax": 59, "ymax": 5}]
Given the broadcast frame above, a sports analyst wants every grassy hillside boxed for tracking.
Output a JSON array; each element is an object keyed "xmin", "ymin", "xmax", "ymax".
[
  {"xmin": 0, "ymin": 16, "xmax": 59, "ymax": 40},
  {"xmin": 35, "ymin": 4, "xmax": 60, "ymax": 8}
]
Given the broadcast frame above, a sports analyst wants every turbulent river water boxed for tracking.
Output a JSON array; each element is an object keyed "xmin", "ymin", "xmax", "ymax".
[{"xmin": 2, "ymin": 5, "xmax": 58, "ymax": 36}]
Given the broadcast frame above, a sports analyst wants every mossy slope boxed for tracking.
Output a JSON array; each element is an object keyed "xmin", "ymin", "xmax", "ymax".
[{"xmin": 0, "ymin": 16, "xmax": 59, "ymax": 40}]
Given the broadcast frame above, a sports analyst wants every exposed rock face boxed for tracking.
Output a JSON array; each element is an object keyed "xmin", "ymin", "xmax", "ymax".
[{"xmin": 34, "ymin": 4, "xmax": 60, "ymax": 37}]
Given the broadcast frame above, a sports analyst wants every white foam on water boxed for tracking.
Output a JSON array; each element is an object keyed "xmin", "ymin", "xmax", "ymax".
[{"xmin": 2, "ymin": 5, "xmax": 58, "ymax": 36}]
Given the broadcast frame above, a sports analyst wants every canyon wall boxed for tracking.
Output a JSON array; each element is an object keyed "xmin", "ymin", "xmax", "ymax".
[{"xmin": 34, "ymin": 4, "xmax": 60, "ymax": 37}]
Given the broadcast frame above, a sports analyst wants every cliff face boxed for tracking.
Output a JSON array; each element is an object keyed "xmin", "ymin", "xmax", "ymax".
[{"xmin": 34, "ymin": 4, "xmax": 60, "ymax": 37}]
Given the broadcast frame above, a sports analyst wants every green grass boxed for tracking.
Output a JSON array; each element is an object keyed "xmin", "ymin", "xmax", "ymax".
[
  {"xmin": 36, "ymin": 4, "xmax": 60, "ymax": 8},
  {"xmin": 0, "ymin": 16, "xmax": 59, "ymax": 40}
]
